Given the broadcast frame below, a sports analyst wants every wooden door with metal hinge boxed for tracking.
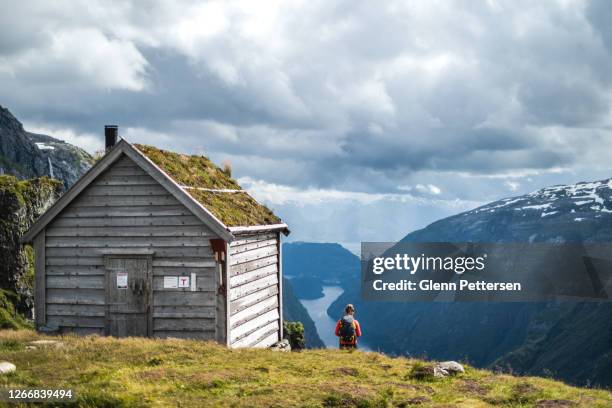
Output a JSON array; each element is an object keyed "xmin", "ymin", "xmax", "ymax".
[{"xmin": 104, "ymin": 256, "xmax": 152, "ymax": 337}]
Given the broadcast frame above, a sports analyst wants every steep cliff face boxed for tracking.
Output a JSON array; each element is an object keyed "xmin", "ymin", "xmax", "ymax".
[
  {"xmin": 0, "ymin": 175, "xmax": 63, "ymax": 316},
  {"xmin": 0, "ymin": 106, "xmax": 93, "ymax": 320},
  {"xmin": 0, "ymin": 106, "xmax": 93, "ymax": 188}
]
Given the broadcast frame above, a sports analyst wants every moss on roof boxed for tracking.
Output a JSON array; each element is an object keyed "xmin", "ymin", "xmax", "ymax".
[
  {"xmin": 186, "ymin": 189, "xmax": 281, "ymax": 227},
  {"xmin": 133, "ymin": 144, "xmax": 282, "ymax": 227},
  {"xmin": 134, "ymin": 144, "xmax": 241, "ymax": 190}
]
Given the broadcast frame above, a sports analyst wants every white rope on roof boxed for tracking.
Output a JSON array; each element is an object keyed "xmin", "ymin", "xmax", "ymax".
[
  {"xmin": 180, "ymin": 185, "xmax": 245, "ymax": 193},
  {"xmin": 228, "ymin": 224, "xmax": 289, "ymax": 233}
]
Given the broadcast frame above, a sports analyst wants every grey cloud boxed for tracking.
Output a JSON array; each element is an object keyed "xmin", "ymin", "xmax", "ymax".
[
  {"xmin": 587, "ymin": 0, "xmax": 612, "ymax": 53},
  {"xmin": 518, "ymin": 75, "xmax": 609, "ymax": 127},
  {"xmin": 2, "ymin": 0, "xmax": 612, "ymax": 212}
]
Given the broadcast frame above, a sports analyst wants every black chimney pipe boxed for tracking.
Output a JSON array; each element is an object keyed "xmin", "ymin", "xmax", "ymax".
[{"xmin": 105, "ymin": 125, "xmax": 118, "ymax": 151}]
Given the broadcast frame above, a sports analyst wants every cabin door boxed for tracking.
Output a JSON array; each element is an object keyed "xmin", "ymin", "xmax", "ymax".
[{"xmin": 104, "ymin": 257, "xmax": 152, "ymax": 337}]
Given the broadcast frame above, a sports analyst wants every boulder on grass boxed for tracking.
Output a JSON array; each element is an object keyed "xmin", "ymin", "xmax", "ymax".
[
  {"xmin": 437, "ymin": 361, "xmax": 465, "ymax": 375},
  {"xmin": 270, "ymin": 339, "xmax": 291, "ymax": 352},
  {"xmin": 410, "ymin": 364, "xmax": 447, "ymax": 380},
  {"xmin": 0, "ymin": 362, "xmax": 16, "ymax": 375},
  {"xmin": 410, "ymin": 361, "xmax": 465, "ymax": 380}
]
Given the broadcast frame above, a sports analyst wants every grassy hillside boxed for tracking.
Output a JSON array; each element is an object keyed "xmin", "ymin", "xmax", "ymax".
[{"xmin": 1, "ymin": 330, "xmax": 611, "ymax": 407}]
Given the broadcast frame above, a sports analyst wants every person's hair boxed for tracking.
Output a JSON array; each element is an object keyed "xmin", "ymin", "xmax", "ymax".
[{"xmin": 345, "ymin": 304, "xmax": 355, "ymax": 314}]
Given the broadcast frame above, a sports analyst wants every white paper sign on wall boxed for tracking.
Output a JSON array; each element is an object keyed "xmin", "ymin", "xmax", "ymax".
[
  {"xmin": 164, "ymin": 276, "xmax": 178, "ymax": 289},
  {"xmin": 190, "ymin": 273, "xmax": 196, "ymax": 292},
  {"xmin": 117, "ymin": 272, "xmax": 128, "ymax": 289},
  {"xmin": 178, "ymin": 276, "xmax": 190, "ymax": 288}
]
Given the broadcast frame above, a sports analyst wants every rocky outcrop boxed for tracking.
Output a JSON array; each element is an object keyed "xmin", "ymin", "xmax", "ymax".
[
  {"xmin": 0, "ymin": 105, "xmax": 93, "ymax": 188},
  {"xmin": 0, "ymin": 106, "xmax": 93, "ymax": 320},
  {"xmin": 269, "ymin": 339, "xmax": 291, "ymax": 352},
  {"xmin": 409, "ymin": 361, "xmax": 465, "ymax": 380},
  {"xmin": 436, "ymin": 361, "xmax": 465, "ymax": 375},
  {"xmin": 0, "ymin": 362, "xmax": 16, "ymax": 375},
  {"xmin": 0, "ymin": 175, "xmax": 63, "ymax": 316}
]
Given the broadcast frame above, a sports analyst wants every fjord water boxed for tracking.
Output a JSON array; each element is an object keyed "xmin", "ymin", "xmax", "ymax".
[{"xmin": 301, "ymin": 286, "xmax": 370, "ymax": 350}]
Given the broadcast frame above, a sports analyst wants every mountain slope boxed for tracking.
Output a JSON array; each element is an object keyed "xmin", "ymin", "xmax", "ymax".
[
  {"xmin": 494, "ymin": 301, "xmax": 612, "ymax": 386},
  {"xmin": 0, "ymin": 106, "xmax": 93, "ymax": 187},
  {"xmin": 2, "ymin": 329, "xmax": 611, "ymax": 407},
  {"xmin": 332, "ymin": 177, "xmax": 612, "ymax": 387},
  {"xmin": 404, "ymin": 178, "xmax": 612, "ymax": 243},
  {"xmin": 282, "ymin": 277, "xmax": 325, "ymax": 348},
  {"xmin": 0, "ymin": 106, "xmax": 93, "ymax": 326},
  {"xmin": 283, "ymin": 242, "xmax": 359, "ymax": 299},
  {"xmin": 0, "ymin": 175, "xmax": 63, "ymax": 317}
]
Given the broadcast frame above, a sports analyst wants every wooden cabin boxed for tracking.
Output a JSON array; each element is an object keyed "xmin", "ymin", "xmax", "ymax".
[{"xmin": 22, "ymin": 127, "xmax": 289, "ymax": 348}]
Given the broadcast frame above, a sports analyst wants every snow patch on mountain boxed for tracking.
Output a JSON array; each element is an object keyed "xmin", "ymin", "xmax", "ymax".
[{"xmin": 468, "ymin": 177, "xmax": 612, "ymax": 220}]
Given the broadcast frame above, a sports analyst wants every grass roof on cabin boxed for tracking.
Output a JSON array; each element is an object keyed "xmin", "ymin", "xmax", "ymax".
[
  {"xmin": 133, "ymin": 144, "xmax": 281, "ymax": 227},
  {"xmin": 134, "ymin": 144, "xmax": 241, "ymax": 189},
  {"xmin": 186, "ymin": 189, "xmax": 280, "ymax": 227}
]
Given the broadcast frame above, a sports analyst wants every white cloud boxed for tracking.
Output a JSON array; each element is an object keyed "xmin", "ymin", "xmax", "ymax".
[
  {"xmin": 239, "ymin": 177, "xmax": 465, "ymax": 208},
  {"xmin": 0, "ymin": 28, "xmax": 148, "ymax": 91},
  {"xmin": 415, "ymin": 184, "xmax": 442, "ymax": 195},
  {"xmin": 505, "ymin": 181, "xmax": 521, "ymax": 192},
  {"xmin": 4, "ymin": 1, "xmax": 612, "ymax": 241},
  {"xmin": 241, "ymin": 177, "xmax": 482, "ymax": 243}
]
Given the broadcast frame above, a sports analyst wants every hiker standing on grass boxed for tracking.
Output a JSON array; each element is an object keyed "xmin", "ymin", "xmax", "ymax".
[{"xmin": 335, "ymin": 304, "xmax": 362, "ymax": 349}]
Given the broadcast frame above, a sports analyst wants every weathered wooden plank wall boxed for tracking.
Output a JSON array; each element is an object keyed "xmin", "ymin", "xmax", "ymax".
[
  {"xmin": 228, "ymin": 232, "xmax": 281, "ymax": 348},
  {"xmin": 43, "ymin": 154, "xmax": 218, "ymax": 339}
]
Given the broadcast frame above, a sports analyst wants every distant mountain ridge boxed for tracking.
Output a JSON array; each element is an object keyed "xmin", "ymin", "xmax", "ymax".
[
  {"xmin": 283, "ymin": 242, "xmax": 360, "ymax": 300},
  {"xmin": 0, "ymin": 106, "xmax": 93, "ymax": 188},
  {"xmin": 404, "ymin": 177, "xmax": 612, "ymax": 243},
  {"xmin": 331, "ymin": 177, "xmax": 612, "ymax": 387}
]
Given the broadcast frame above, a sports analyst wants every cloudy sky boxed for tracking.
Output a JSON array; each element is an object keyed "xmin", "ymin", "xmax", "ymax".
[{"xmin": 2, "ymin": 0, "xmax": 612, "ymax": 247}]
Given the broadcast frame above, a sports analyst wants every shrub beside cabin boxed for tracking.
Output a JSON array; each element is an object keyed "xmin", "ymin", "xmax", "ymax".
[{"xmin": 22, "ymin": 127, "xmax": 289, "ymax": 348}]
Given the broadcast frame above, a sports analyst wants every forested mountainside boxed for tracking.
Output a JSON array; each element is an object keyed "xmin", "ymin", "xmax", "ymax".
[
  {"xmin": 332, "ymin": 178, "xmax": 612, "ymax": 387},
  {"xmin": 0, "ymin": 106, "xmax": 93, "ymax": 188},
  {"xmin": 281, "ymin": 277, "xmax": 324, "ymax": 348},
  {"xmin": 283, "ymin": 242, "xmax": 360, "ymax": 299}
]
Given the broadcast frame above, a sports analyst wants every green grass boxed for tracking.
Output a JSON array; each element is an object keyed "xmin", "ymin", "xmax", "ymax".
[
  {"xmin": 133, "ymin": 144, "xmax": 241, "ymax": 191},
  {"xmin": 0, "ymin": 175, "xmax": 62, "ymax": 208},
  {"xmin": 0, "ymin": 330, "xmax": 610, "ymax": 407},
  {"xmin": 133, "ymin": 144, "xmax": 281, "ymax": 226},
  {"xmin": 0, "ymin": 292, "xmax": 32, "ymax": 330},
  {"xmin": 186, "ymin": 189, "xmax": 280, "ymax": 227}
]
